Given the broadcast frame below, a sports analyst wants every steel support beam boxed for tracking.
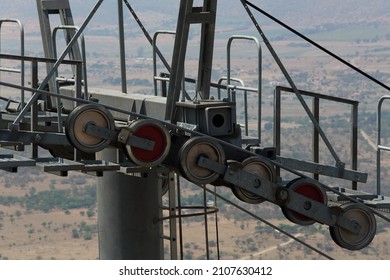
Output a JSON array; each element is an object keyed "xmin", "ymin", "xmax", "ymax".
[{"xmin": 165, "ymin": 0, "xmax": 217, "ymax": 122}]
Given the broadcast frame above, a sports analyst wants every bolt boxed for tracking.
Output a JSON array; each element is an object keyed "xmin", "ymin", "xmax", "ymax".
[
  {"xmin": 254, "ymin": 179, "xmax": 261, "ymax": 188},
  {"xmin": 278, "ymin": 189, "xmax": 289, "ymax": 201},
  {"xmin": 34, "ymin": 134, "xmax": 41, "ymax": 142},
  {"xmin": 355, "ymin": 175, "xmax": 360, "ymax": 181},
  {"xmin": 304, "ymin": 201, "xmax": 312, "ymax": 210}
]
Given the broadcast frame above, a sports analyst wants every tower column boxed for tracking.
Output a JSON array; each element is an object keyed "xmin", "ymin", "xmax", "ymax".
[{"xmin": 97, "ymin": 148, "xmax": 163, "ymax": 260}]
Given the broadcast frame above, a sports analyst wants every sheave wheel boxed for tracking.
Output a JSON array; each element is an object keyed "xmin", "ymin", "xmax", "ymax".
[
  {"xmin": 65, "ymin": 104, "xmax": 114, "ymax": 153},
  {"xmin": 231, "ymin": 157, "xmax": 275, "ymax": 204},
  {"xmin": 124, "ymin": 119, "xmax": 171, "ymax": 167},
  {"xmin": 282, "ymin": 178, "xmax": 327, "ymax": 226},
  {"xmin": 179, "ymin": 136, "xmax": 225, "ymax": 184},
  {"xmin": 329, "ymin": 202, "xmax": 376, "ymax": 250}
]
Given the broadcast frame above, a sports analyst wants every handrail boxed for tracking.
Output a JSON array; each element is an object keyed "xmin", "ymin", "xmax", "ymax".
[
  {"xmin": 274, "ymin": 86, "xmax": 359, "ymax": 189},
  {"xmin": 53, "ymin": 25, "xmax": 88, "ymax": 100},
  {"xmin": 0, "ymin": 18, "xmax": 25, "ymax": 106},
  {"xmin": 0, "ymin": 53, "xmax": 83, "ymax": 126},
  {"xmin": 227, "ymin": 35, "xmax": 262, "ymax": 142},
  {"xmin": 377, "ymin": 95, "xmax": 390, "ymax": 195},
  {"xmin": 152, "ymin": 30, "xmax": 175, "ymax": 96},
  {"xmin": 53, "ymin": 25, "xmax": 88, "ymax": 133}
]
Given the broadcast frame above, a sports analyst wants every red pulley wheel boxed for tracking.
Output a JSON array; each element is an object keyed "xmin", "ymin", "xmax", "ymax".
[
  {"xmin": 125, "ymin": 119, "xmax": 171, "ymax": 167},
  {"xmin": 282, "ymin": 178, "xmax": 327, "ymax": 226}
]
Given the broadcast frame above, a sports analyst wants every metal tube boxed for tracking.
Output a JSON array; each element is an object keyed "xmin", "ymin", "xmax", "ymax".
[
  {"xmin": 118, "ymin": 0, "xmax": 127, "ymax": 93},
  {"xmin": 54, "ymin": 26, "xmax": 89, "ymax": 100},
  {"xmin": 0, "ymin": 19, "xmax": 25, "ymax": 106},
  {"xmin": 313, "ymin": 97, "xmax": 320, "ymax": 181},
  {"xmin": 167, "ymin": 172, "xmax": 178, "ymax": 259},
  {"xmin": 351, "ymin": 103, "xmax": 359, "ymax": 190},
  {"xmin": 203, "ymin": 185, "xmax": 210, "ymax": 260},
  {"xmin": 274, "ymin": 87, "xmax": 281, "ymax": 178},
  {"xmin": 31, "ymin": 60, "xmax": 38, "ymax": 158},
  {"xmin": 153, "ymin": 31, "xmax": 175, "ymax": 96},
  {"xmin": 376, "ymin": 96, "xmax": 390, "ymax": 195},
  {"xmin": 227, "ymin": 35, "xmax": 262, "ymax": 141}
]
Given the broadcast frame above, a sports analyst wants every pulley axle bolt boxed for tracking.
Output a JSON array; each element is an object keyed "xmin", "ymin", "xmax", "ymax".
[
  {"xmin": 277, "ymin": 189, "xmax": 289, "ymax": 201},
  {"xmin": 304, "ymin": 201, "xmax": 312, "ymax": 210},
  {"xmin": 34, "ymin": 134, "xmax": 41, "ymax": 142}
]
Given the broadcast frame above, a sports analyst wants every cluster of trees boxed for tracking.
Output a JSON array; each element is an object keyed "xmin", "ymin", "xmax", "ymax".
[
  {"xmin": 71, "ymin": 221, "xmax": 97, "ymax": 241},
  {"xmin": 0, "ymin": 185, "xmax": 97, "ymax": 213}
]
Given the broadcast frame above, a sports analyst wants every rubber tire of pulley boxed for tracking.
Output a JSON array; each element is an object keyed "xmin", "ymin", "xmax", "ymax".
[
  {"xmin": 179, "ymin": 136, "xmax": 225, "ymax": 185},
  {"xmin": 65, "ymin": 104, "xmax": 114, "ymax": 154},
  {"xmin": 329, "ymin": 202, "xmax": 376, "ymax": 250},
  {"xmin": 231, "ymin": 156, "xmax": 275, "ymax": 204}
]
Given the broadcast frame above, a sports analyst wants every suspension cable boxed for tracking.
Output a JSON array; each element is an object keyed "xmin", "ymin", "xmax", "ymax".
[
  {"xmin": 240, "ymin": 0, "xmax": 343, "ymax": 167},
  {"xmin": 244, "ymin": 0, "xmax": 390, "ymax": 92},
  {"xmin": 241, "ymin": 0, "xmax": 390, "ymax": 225},
  {"xmin": 122, "ymin": 0, "xmax": 171, "ymax": 72}
]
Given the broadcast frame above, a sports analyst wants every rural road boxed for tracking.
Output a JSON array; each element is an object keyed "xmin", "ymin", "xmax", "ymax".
[
  {"xmin": 240, "ymin": 233, "xmax": 303, "ymax": 260},
  {"xmin": 360, "ymin": 129, "xmax": 377, "ymax": 150}
]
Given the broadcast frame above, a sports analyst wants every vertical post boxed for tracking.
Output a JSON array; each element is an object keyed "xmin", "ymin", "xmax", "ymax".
[
  {"xmin": 274, "ymin": 86, "xmax": 281, "ymax": 178},
  {"xmin": 165, "ymin": 0, "xmax": 217, "ymax": 121},
  {"xmin": 168, "ymin": 172, "xmax": 178, "ymax": 260},
  {"xmin": 31, "ymin": 60, "xmax": 39, "ymax": 158},
  {"xmin": 196, "ymin": 0, "xmax": 217, "ymax": 100},
  {"xmin": 97, "ymin": 148, "xmax": 163, "ymax": 260},
  {"xmin": 377, "ymin": 97, "xmax": 385, "ymax": 195},
  {"xmin": 312, "ymin": 97, "xmax": 320, "ymax": 181},
  {"xmin": 118, "ymin": 0, "xmax": 127, "ymax": 93},
  {"xmin": 165, "ymin": 0, "xmax": 193, "ymax": 121},
  {"xmin": 351, "ymin": 102, "xmax": 358, "ymax": 190}
]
